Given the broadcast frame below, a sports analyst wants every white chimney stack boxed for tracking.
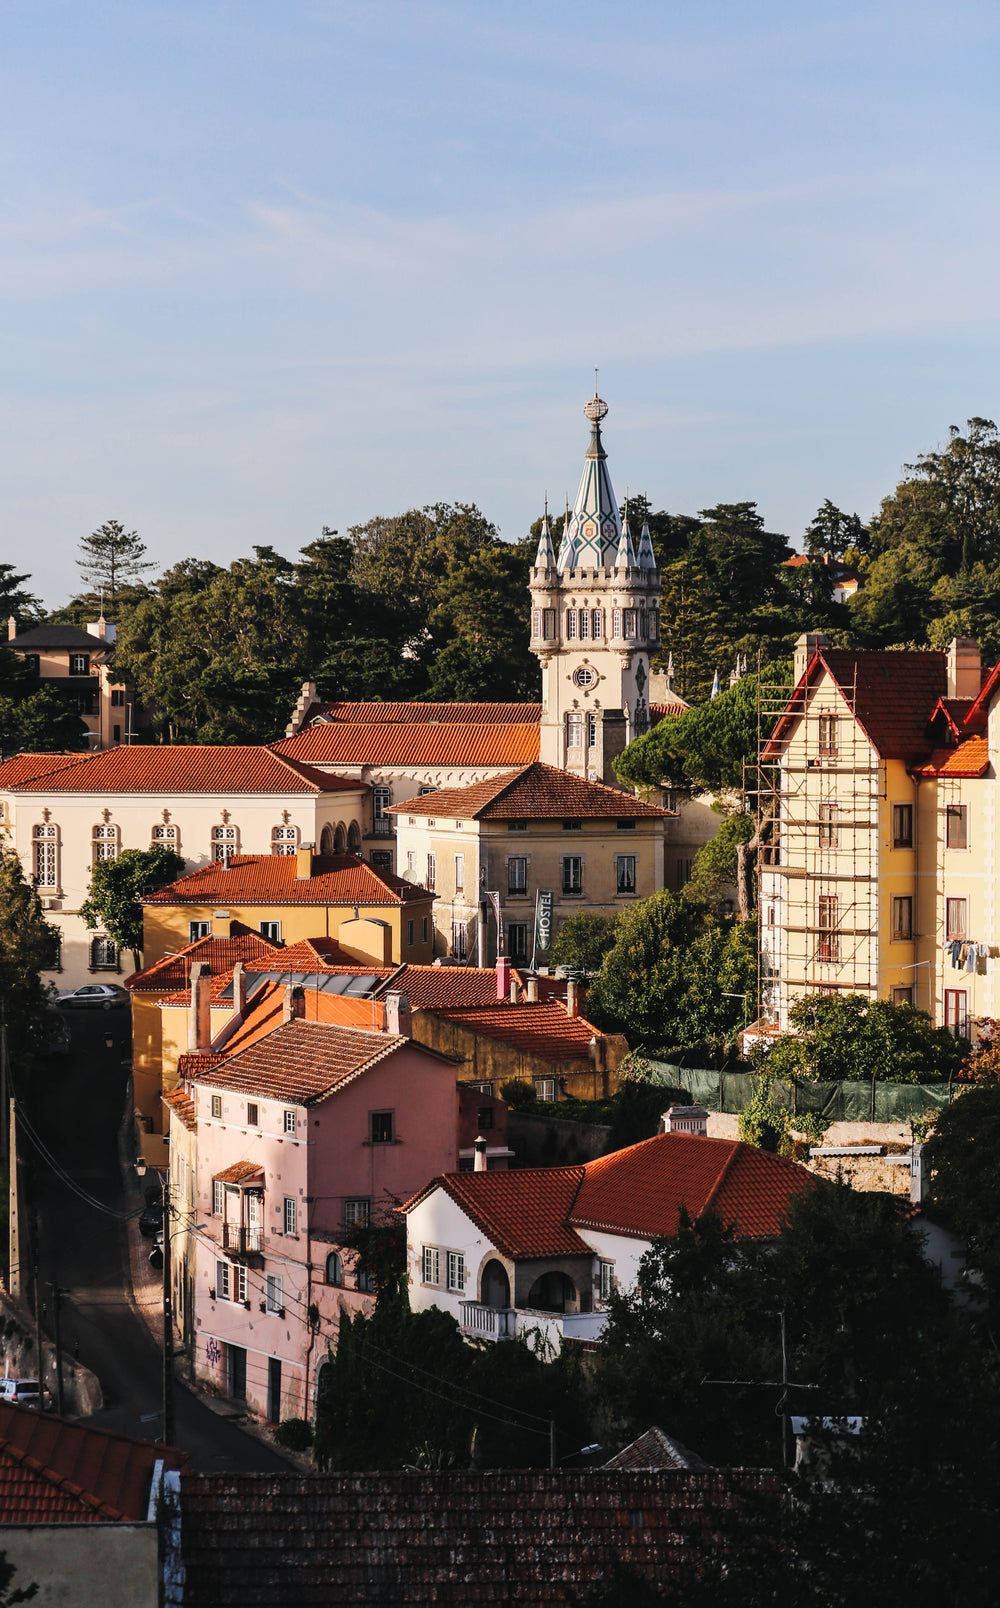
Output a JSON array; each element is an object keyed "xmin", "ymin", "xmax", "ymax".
[
  {"xmin": 233, "ymin": 961, "xmax": 247, "ymax": 1016},
  {"xmin": 527, "ymin": 976, "xmax": 539, "ymax": 1003},
  {"xmin": 474, "ymin": 1135, "xmax": 488, "ymax": 1172},
  {"xmin": 946, "ymin": 637, "xmax": 981, "ymax": 700},
  {"xmin": 188, "ymin": 962, "xmax": 211, "ymax": 1051},
  {"xmin": 383, "ymin": 992, "xmax": 412, "ymax": 1037},
  {"xmin": 662, "ymin": 1104, "xmax": 709, "ymax": 1136}
]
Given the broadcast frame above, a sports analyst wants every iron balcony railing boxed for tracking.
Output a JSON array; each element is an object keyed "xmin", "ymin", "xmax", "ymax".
[
  {"xmin": 222, "ymin": 1223, "xmax": 264, "ymax": 1255},
  {"xmin": 371, "ymin": 816, "xmax": 394, "ymax": 837}
]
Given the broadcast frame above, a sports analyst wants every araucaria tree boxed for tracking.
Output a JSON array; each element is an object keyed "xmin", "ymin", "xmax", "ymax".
[
  {"xmin": 80, "ymin": 846, "xmax": 185, "ymax": 968},
  {"xmin": 77, "ymin": 519, "xmax": 154, "ymax": 602}
]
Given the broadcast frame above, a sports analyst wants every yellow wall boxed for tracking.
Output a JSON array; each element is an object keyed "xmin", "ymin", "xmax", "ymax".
[
  {"xmin": 140, "ymin": 894, "xmax": 435, "ymax": 970},
  {"xmin": 411, "ymin": 1009, "xmax": 629, "ymax": 1101}
]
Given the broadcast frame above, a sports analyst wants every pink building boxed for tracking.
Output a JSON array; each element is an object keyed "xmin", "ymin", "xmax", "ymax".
[{"xmin": 183, "ymin": 1001, "xmax": 459, "ymax": 1424}]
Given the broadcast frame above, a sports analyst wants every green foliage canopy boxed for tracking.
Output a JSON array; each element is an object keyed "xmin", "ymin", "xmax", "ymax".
[
  {"xmin": 550, "ymin": 912, "xmax": 620, "ymax": 974},
  {"xmin": 755, "ymin": 993, "xmax": 965, "ymax": 1085},
  {"xmin": 0, "ymin": 852, "xmax": 62, "ymax": 1073},
  {"xmin": 80, "ymin": 846, "xmax": 185, "ymax": 966}
]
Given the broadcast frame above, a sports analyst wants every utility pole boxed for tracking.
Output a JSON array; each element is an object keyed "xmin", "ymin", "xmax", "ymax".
[
  {"xmin": 162, "ymin": 1173, "xmax": 175, "ymax": 1446},
  {"xmin": 549, "ymin": 1415, "xmax": 558, "ymax": 1471},
  {"xmin": 31, "ymin": 1211, "xmax": 45, "ymax": 1410},
  {"xmin": 780, "ymin": 1308, "xmax": 791, "ymax": 1470},
  {"xmin": 49, "ymin": 1284, "xmax": 65, "ymax": 1416}
]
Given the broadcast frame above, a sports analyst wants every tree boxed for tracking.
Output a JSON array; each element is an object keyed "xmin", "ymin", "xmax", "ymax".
[
  {"xmin": 0, "ymin": 852, "xmax": 61, "ymax": 1075},
  {"xmin": 755, "ymin": 993, "xmax": 965, "ymax": 1085},
  {"xmin": 683, "ymin": 811, "xmax": 755, "ymax": 909},
  {"xmin": 584, "ymin": 891, "xmax": 756, "ymax": 1058},
  {"xmin": 76, "ymin": 519, "xmax": 155, "ymax": 602},
  {"xmin": 80, "ymin": 846, "xmax": 185, "ymax": 968},
  {"xmin": 737, "ymin": 1076, "xmax": 791, "ymax": 1155},
  {"xmin": 924, "ymin": 1085, "xmax": 1000, "ymax": 1316},
  {"xmin": 616, "ymin": 671, "xmax": 790, "ymax": 795},
  {"xmin": 803, "ymin": 499, "xmax": 869, "ymax": 562},
  {"xmin": 551, "ymin": 912, "xmax": 620, "ymax": 974},
  {"xmin": 0, "ymin": 565, "xmax": 43, "ymax": 629}
]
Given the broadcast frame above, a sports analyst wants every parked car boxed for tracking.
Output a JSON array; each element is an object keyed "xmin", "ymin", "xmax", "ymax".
[
  {"xmin": 0, "ymin": 1378, "xmax": 42, "ymax": 1408},
  {"xmin": 55, "ymin": 984, "xmax": 130, "ymax": 1011},
  {"xmin": 139, "ymin": 1199, "xmax": 164, "ymax": 1238}
]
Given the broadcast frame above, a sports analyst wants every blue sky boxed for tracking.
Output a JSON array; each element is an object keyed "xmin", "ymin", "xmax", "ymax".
[{"xmin": 3, "ymin": 1, "xmax": 1000, "ymax": 606}]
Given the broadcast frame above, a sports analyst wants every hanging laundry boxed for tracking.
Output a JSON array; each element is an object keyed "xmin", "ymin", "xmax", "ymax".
[{"xmin": 965, "ymin": 943, "xmax": 977, "ymax": 973}]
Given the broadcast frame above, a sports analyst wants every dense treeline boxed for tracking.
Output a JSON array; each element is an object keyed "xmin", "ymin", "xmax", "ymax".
[{"xmin": 10, "ymin": 415, "xmax": 1000, "ymax": 744}]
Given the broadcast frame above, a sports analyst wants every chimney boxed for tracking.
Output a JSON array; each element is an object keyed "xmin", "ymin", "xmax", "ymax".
[
  {"xmin": 946, "ymin": 637, "xmax": 981, "ymax": 700},
  {"xmin": 566, "ymin": 978, "xmax": 579, "ymax": 1018},
  {"xmin": 662, "ymin": 1103, "xmax": 709, "ymax": 1136},
  {"xmin": 233, "ymin": 961, "xmax": 247, "ymax": 1016},
  {"xmin": 188, "ymin": 962, "xmax": 211, "ymax": 1051},
  {"xmin": 527, "ymin": 976, "xmax": 539, "ymax": 1003},
  {"xmin": 793, "ymin": 631, "xmax": 829, "ymax": 684},
  {"xmin": 910, "ymin": 1142, "xmax": 926, "ymax": 1205},
  {"xmin": 86, "ymin": 618, "xmax": 108, "ymax": 641},
  {"xmin": 282, "ymin": 984, "xmax": 305, "ymax": 1024},
  {"xmin": 510, "ymin": 978, "xmax": 518, "ymax": 1004},
  {"xmin": 496, "ymin": 955, "xmax": 511, "ymax": 1001},
  {"xmin": 295, "ymin": 844, "xmax": 315, "ymax": 880},
  {"xmin": 383, "ymin": 991, "xmax": 412, "ymax": 1037},
  {"xmin": 474, "ymin": 1135, "xmax": 488, "ymax": 1172},
  {"xmin": 7, "ymin": 617, "xmax": 15, "ymax": 642}
]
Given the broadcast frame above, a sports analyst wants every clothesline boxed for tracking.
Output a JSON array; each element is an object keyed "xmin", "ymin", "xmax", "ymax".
[{"xmin": 943, "ymin": 939, "xmax": 990, "ymax": 974}]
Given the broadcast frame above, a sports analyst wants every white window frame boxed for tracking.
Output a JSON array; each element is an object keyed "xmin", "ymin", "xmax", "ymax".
[
  {"xmin": 454, "ymin": 853, "xmax": 464, "ymax": 893},
  {"xmin": 946, "ymin": 897, "xmax": 968, "ymax": 940},
  {"xmin": 189, "ymin": 920, "xmax": 210, "ymax": 942},
  {"xmin": 446, "ymin": 1251, "xmax": 465, "ymax": 1292},
  {"xmin": 426, "ymin": 851, "xmax": 436, "ymax": 891},
  {"xmin": 507, "ymin": 855, "xmax": 528, "ymax": 896},
  {"xmin": 616, "ymin": 854, "xmax": 637, "ymax": 895},
  {"xmin": 266, "ymin": 1274, "xmax": 283, "ymax": 1314},
  {"xmin": 32, "ymin": 825, "xmax": 58, "ymax": 889},
  {"xmin": 451, "ymin": 920, "xmax": 468, "ymax": 960},
  {"xmin": 234, "ymin": 1265, "xmax": 248, "ymax": 1303},
  {"xmin": 566, "ymin": 713, "xmax": 583, "ymax": 749},
  {"xmin": 566, "ymin": 609, "xmax": 577, "ymax": 639},
  {"xmin": 578, "ymin": 608, "xmax": 590, "ymax": 640},
  {"xmin": 599, "ymin": 1260, "xmax": 615, "ymax": 1302},
  {"xmin": 283, "ymin": 1196, "xmax": 297, "ymax": 1236},
  {"xmin": 343, "ymin": 1197, "xmax": 370, "ymax": 1228},
  {"xmin": 562, "ymin": 855, "xmax": 583, "ymax": 895},
  {"xmin": 422, "ymin": 1246, "xmax": 440, "ymax": 1286},
  {"xmin": 215, "ymin": 1259, "xmax": 230, "ymax": 1301},
  {"xmin": 271, "ymin": 825, "xmax": 298, "ymax": 856},
  {"xmin": 259, "ymin": 920, "xmax": 282, "ymax": 943},
  {"xmin": 534, "ymin": 1077, "xmax": 558, "ymax": 1102},
  {"xmin": 92, "ymin": 823, "xmax": 119, "ymax": 864},
  {"xmin": 212, "ymin": 825, "xmax": 238, "ymax": 862},
  {"xmin": 90, "ymin": 935, "xmax": 117, "ymax": 971},
  {"xmin": 212, "ymin": 1180, "xmax": 224, "ymax": 1215},
  {"xmin": 283, "ymin": 1108, "xmax": 296, "ymax": 1135}
]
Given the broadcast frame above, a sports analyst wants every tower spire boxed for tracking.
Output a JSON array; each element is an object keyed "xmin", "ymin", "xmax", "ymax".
[
  {"xmin": 616, "ymin": 490, "xmax": 636, "ymax": 569},
  {"xmin": 560, "ymin": 386, "xmax": 622, "ymax": 569},
  {"xmin": 636, "ymin": 510, "xmax": 656, "ymax": 569},
  {"xmin": 534, "ymin": 492, "xmax": 556, "ymax": 568}
]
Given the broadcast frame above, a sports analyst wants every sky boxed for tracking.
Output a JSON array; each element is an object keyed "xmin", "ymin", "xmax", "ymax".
[{"xmin": 3, "ymin": 0, "xmax": 1000, "ymax": 608}]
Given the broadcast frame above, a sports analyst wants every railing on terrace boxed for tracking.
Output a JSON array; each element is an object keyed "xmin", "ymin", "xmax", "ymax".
[
  {"xmin": 460, "ymin": 1302, "xmax": 516, "ymax": 1341},
  {"xmin": 222, "ymin": 1224, "xmax": 264, "ymax": 1255}
]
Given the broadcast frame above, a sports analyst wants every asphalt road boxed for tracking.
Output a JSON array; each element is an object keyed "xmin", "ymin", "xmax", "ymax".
[{"xmin": 22, "ymin": 1004, "xmax": 288, "ymax": 1472}]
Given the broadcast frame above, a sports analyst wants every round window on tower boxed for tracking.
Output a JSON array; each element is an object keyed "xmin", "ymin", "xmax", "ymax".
[{"xmin": 574, "ymin": 666, "xmax": 596, "ymax": 689}]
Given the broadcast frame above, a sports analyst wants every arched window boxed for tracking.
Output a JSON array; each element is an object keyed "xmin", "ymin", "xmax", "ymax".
[
  {"xmin": 211, "ymin": 825, "xmax": 238, "ymax": 862},
  {"xmin": 151, "ymin": 823, "xmax": 180, "ymax": 852},
  {"xmin": 271, "ymin": 825, "xmax": 298, "ymax": 856},
  {"xmin": 32, "ymin": 824, "xmax": 58, "ymax": 889},
  {"xmin": 92, "ymin": 824, "xmax": 119, "ymax": 864},
  {"xmin": 319, "ymin": 824, "xmax": 335, "ymax": 856},
  {"xmin": 347, "ymin": 822, "xmax": 361, "ymax": 852},
  {"xmin": 325, "ymin": 1251, "xmax": 343, "ymax": 1287},
  {"xmin": 334, "ymin": 824, "xmax": 347, "ymax": 853}
]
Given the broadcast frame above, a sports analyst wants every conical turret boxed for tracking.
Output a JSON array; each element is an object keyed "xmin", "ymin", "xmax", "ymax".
[
  {"xmin": 636, "ymin": 516, "xmax": 656, "ymax": 569},
  {"xmin": 559, "ymin": 390, "xmax": 622, "ymax": 569},
  {"xmin": 616, "ymin": 503, "xmax": 636, "ymax": 569},
  {"xmin": 534, "ymin": 499, "xmax": 556, "ymax": 568}
]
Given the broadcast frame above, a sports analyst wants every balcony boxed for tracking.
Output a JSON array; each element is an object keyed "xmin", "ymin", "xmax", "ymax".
[
  {"xmin": 222, "ymin": 1223, "xmax": 264, "ymax": 1259},
  {"xmin": 370, "ymin": 816, "xmax": 394, "ymax": 838},
  {"xmin": 459, "ymin": 1302, "xmax": 607, "ymax": 1346}
]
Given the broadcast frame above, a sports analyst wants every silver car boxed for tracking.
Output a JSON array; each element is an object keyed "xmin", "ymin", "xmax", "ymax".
[{"xmin": 55, "ymin": 984, "xmax": 130, "ymax": 1011}]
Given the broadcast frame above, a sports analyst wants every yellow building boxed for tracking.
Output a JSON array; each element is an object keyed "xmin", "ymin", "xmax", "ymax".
[
  {"xmin": 759, "ymin": 632, "xmax": 992, "ymax": 1039},
  {"xmin": 140, "ymin": 845, "xmax": 435, "ymax": 970},
  {"xmin": 391, "ymin": 760, "xmax": 670, "ymax": 964}
]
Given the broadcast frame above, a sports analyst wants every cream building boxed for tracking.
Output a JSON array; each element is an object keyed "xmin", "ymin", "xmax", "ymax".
[
  {"xmin": 391, "ymin": 760, "xmax": 669, "ymax": 964},
  {"xmin": 759, "ymin": 631, "xmax": 995, "ymax": 1039},
  {"xmin": 0, "ymin": 747, "xmax": 367, "ymax": 988},
  {"xmin": 7, "ymin": 616, "xmax": 137, "ymax": 750}
]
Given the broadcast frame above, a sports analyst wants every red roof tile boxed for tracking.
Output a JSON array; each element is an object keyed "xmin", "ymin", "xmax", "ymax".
[
  {"xmin": 126, "ymin": 928, "xmax": 282, "ymax": 993},
  {"xmin": 427, "ymin": 1001, "xmax": 601, "ymax": 1061},
  {"xmin": 411, "ymin": 1134, "xmax": 816, "ymax": 1259},
  {"xmin": 309, "ymin": 701, "xmax": 542, "ymax": 725},
  {"xmin": 415, "ymin": 1166, "xmax": 591, "ymax": 1258},
  {"xmin": 0, "ymin": 1403, "xmax": 183, "ymax": 1523},
  {"xmin": 184, "ymin": 1018, "xmax": 436, "ymax": 1103},
  {"xmin": 213, "ymin": 1160, "xmax": 264, "ymax": 1184},
  {"xmin": 273, "ymin": 937, "xmax": 369, "ymax": 969},
  {"xmin": 6, "ymin": 744, "xmax": 360, "ymax": 794},
  {"xmin": 961, "ymin": 656, "xmax": 1000, "ymax": 726},
  {"xmin": 179, "ymin": 1469, "xmax": 775, "ymax": 1607},
  {"xmin": 911, "ymin": 736, "xmax": 990, "ymax": 778},
  {"xmin": 765, "ymin": 648, "xmax": 948, "ymax": 762},
  {"xmin": 142, "ymin": 852, "xmax": 430, "ymax": 907},
  {"xmin": 0, "ymin": 752, "xmax": 91, "ymax": 788},
  {"xmin": 393, "ymin": 762, "xmax": 668, "ymax": 821},
  {"xmin": 602, "ymin": 1427, "xmax": 711, "ymax": 1472},
  {"xmin": 274, "ymin": 723, "xmax": 540, "ymax": 768},
  {"xmin": 570, "ymin": 1133, "xmax": 816, "ymax": 1241},
  {"xmin": 163, "ymin": 1087, "xmax": 197, "ymax": 1131},
  {"xmin": 382, "ymin": 965, "xmax": 523, "ymax": 1010}
]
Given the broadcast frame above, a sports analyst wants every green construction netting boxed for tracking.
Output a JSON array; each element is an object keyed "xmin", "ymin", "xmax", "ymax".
[{"xmin": 648, "ymin": 1063, "xmax": 954, "ymax": 1123}]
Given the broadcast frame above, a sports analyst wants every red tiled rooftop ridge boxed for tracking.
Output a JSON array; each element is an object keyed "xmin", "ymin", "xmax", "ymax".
[
  {"xmin": 393, "ymin": 761, "xmax": 669, "ymax": 821},
  {"xmin": 912, "ymin": 736, "xmax": 990, "ymax": 778},
  {"xmin": 126, "ymin": 928, "xmax": 282, "ymax": 992},
  {"xmin": 4, "ymin": 744, "xmax": 360, "ymax": 794},
  {"xmin": 0, "ymin": 1402, "xmax": 183, "ymax": 1523},
  {"xmin": 0, "ymin": 752, "xmax": 91, "ymax": 788},
  {"xmin": 308, "ymin": 701, "xmax": 542, "ymax": 725},
  {"xmin": 273, "ymin": 722, "xmax": 540, "ymax": 768},
  {"xmin": 417, "ymin": 1166, "xmax": 591, "ymax": 1259},
  {"xmin": 184, "ymin": 1017, "xmax": 440, "ymax": 1104},
  {"xmin": 142, "ymin": 852, "xmax": 430, "ymax": 907},
  {"xmin": 428, "ymin": 1000, "xmax": 602, "ymax": 1061},
  {"xmin": 764, "ymin": 647, "xmax": 950, "ymax": 763}
]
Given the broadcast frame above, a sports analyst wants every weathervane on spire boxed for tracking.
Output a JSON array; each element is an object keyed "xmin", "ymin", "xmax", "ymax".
[{"xmin": 584, "ymin": 367, "xmax": 608, "ymax": 423}]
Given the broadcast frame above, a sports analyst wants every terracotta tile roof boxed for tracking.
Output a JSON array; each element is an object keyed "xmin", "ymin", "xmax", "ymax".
[
  {"xmin": 426, "ymin": 1000, "xmax": 601, "ymax": 1062},
  {"xmin": 172, "ymin": 979, "xmax": 380, "ymax": 1061},
  {"xmin": 0, "ymin": 1403, "xmax": 183, "ymax": 1523},
  {"xmin": 650, "ymin": 699, "xmax": 689, "ymax": 721},
  {"xmin": 309, "ymin": 701, "xmax": 542, "ymax": 725},
  {"xmin": 570, "ymin": 1133, "xmax": 816, "ymax": 1241},
  {"xmin": 764, "ymin": 648, "xmax": 948, "ymax": 762},
  {"xmin": 911, "ymin": 736, "xmax": 990, "ymax": 778},
  {"xmin": 393, "ymin": 762, "xmax": 669, "ymax": 821},
  {"xmin": 409, "ymin": 1166, "xmax": 591, "ymax": 1258},
  {"xmin": 965, "ymin": 657, "xmax": 1000, "ymax": 725},
  {"xmin": 272, "ymin": 937, "xmax": 366, "ymax": 969},
  {"xmin": 9, "ymin": 623, "xmax": 112, "ymax": 649},
  {"xmin": 179, "ymin": 1469, "xmax": 775, "ymax": 1606},
  {"xmin": 930, "ymin": 696, "xmax": 983, "ymax": 739},
  {"xmin": 273, "ymin": 722, "xmax": 541, "ymax": 768},
  {"xmin": 185, "ymin": 1018, "xmax": 420, "ymax": 1103},
  {"xmin": 382, "ymin": 965, "xmax": 524, "ymax": 1010},
  {"xmin": 163, "ymin": 1087, "xmax": 197, "ymax": 1132},
  {"xmin": 213, "ymin": 1160, "xmax": 264, "ymax": 1184},
  {"xmin": 0, "ymin": 751, "xmax": 90, "ymax": 788},
  {"xmin": 602, "ymin": 1426, "xmax": 711, "ymax": 1472},
  {"xmin": 125, "ymin": 929, "xmax": 282, "ymax": 993},
  {"xmin": 6, "ymin": 744, "xmax": 360, "ymax": 794},
  {"xmin": 142, "ymin": 852, "xmax": 430, "ymax": 907}
]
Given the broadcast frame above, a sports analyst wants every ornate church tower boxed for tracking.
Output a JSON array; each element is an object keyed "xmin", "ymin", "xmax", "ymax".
[{"xmin": 530, "ymin": 392, "xmax": 661, "ymax": 784}]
